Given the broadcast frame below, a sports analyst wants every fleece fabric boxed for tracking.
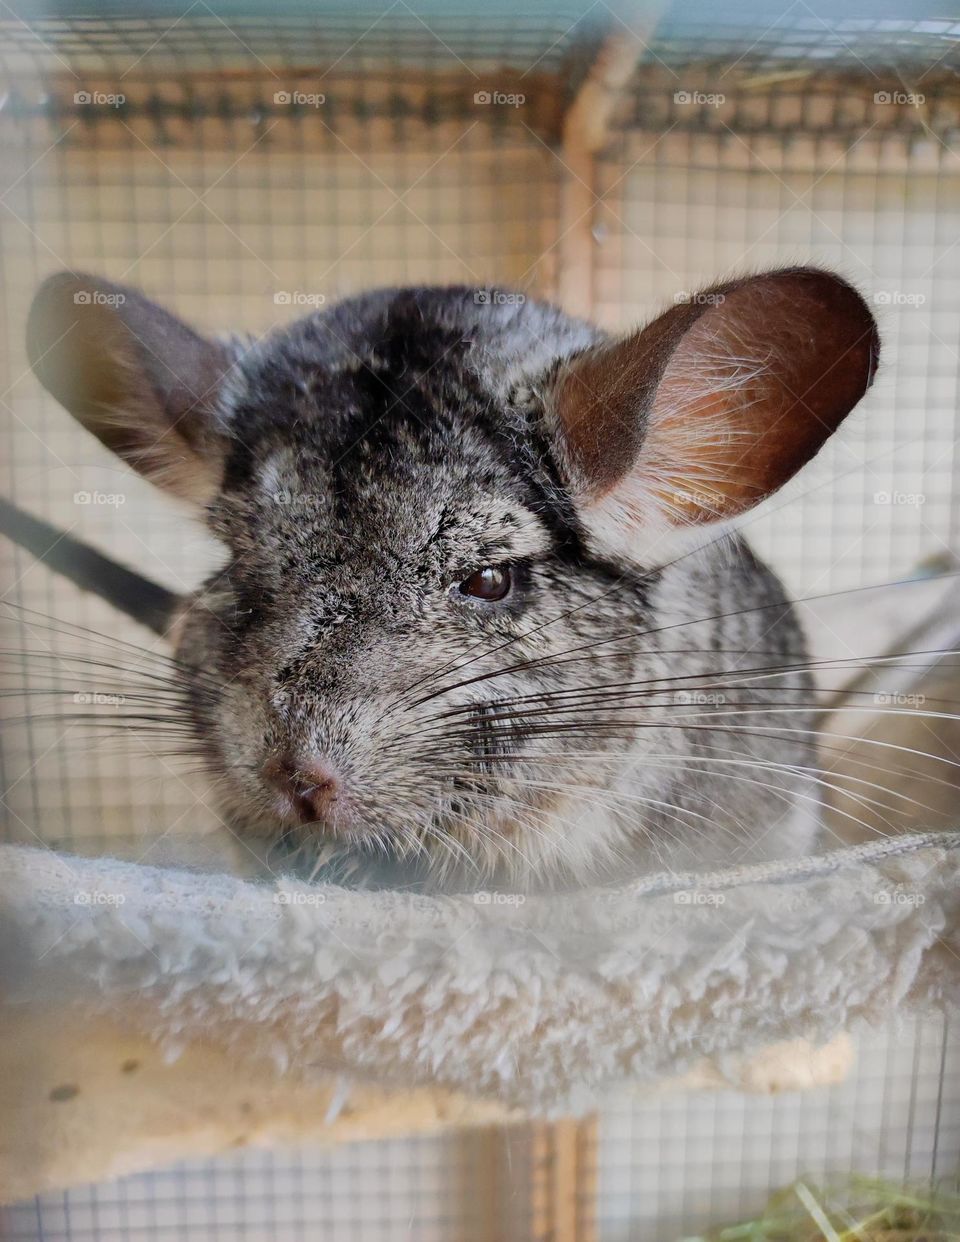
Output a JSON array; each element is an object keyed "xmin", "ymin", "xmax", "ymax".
[{"xmin": 0, "ymin": 831, "xmax": 957, "ymax": 1197}]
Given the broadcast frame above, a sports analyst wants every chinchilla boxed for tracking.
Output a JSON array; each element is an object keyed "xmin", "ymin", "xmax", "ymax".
[{"xmin": 20, "ymin": 266, "xmax": 879, "ymax": 888}]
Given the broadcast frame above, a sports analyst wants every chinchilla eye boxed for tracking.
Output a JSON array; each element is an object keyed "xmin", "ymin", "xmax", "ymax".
[{"xmin": 459, "ymin": 565, "xmax": 512, "ymax": 601}]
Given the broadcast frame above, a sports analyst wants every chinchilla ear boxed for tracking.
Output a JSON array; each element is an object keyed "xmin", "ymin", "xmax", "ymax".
[
  {"xmin": 26, "ymin": 271, "xmax": 233, "ymax": 504},
  {"xmin": 544, "ymin": 266, "xmax": 879, "ymax": 556}
]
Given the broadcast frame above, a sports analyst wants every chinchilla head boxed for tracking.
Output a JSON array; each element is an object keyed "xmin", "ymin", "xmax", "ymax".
[{"xmin": 27, "ymin": 268, "xmax": 878, "ymax": 887}]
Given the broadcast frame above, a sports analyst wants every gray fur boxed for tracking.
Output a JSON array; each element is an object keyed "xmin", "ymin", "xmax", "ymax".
[{"xmin": 163, "ymin": 285, "xmax": 821, "ymax": 888}]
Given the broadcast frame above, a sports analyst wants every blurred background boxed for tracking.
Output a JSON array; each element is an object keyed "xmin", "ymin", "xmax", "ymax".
[{"xmin": 1, "ymin": 1, "xmax": 958, "ymax": 1238}]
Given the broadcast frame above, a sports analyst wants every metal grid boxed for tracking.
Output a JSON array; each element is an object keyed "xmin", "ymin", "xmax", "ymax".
[
  {"xmin": 0, "ymin": 4, "xmax": 602, "ymax": 83},
  {"xmin": 594, "ymin": 71, "xmax": 960, "ymax": 594},
  {"xmin": 652, "ymin": 3, "xmax": 960, "ymax": 72},
  {"xmin": 0, "ymin": 72, "xmax": 563, "ymax": 856},
  {"xmin": 1, "ymin": 3, "xmax": 958, "ymax": 1239},
  {"xmin": 2, "ymin": 1018, "xmax": 957, "ymax": 1240},
  {"xmin": 0, "ymin": 3, "xmax": 958, "ymax": 80}
]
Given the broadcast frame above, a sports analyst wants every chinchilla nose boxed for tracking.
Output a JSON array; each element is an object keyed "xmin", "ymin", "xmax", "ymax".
[{"xmin": 261, "ymin": 753, "xmax": 341, "ymax": 823}]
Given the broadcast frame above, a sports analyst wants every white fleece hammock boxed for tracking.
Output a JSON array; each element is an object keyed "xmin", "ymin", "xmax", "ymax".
[{"xmin": 1, "ymin": 831, "xmax": 958, "ymax": 1198}]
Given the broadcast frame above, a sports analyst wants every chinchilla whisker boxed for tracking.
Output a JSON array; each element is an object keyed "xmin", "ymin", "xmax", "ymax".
[
  {"xmin": 451, "ymin": 792, "xmax": 644, "ymax": 879},
  {"xmin": 466, "ymin": 730, "xmax": 960, "ymax": 809},
  {"xmin": 621, "ymin": 732, "xmax": 951, "ymax": 808},
  {"xmin": 408, "ymin": 671, "xmax": 938, "ymax": 728},
  {"xmin": 412, "ymin": 725, "xmax": 960, "ymax": 820},
  {"xmin": 0, "ymin": 646, "xmax": 190, "ymax": 682},
  {"xmin": 0, "ymin": 606, "xmax": 224, "ymax": 689},
  {"xmin": 0, "ymin": 659, "xmax": 198, "ymax": 704},
  {"xmin": 404, "ymin": 682, "xmax": 960, "ymax": 745},
  {"xmin": 0, "ymin": 601, "xmax": 177, "ymax": 654},
  {"xmin": 0, "ymin": 603, "xmax": 198, "ymax": 672},
  {"xmin": 412, "ymin": 653, "xmax": 960, "ymax": 722},
  {"xmin": 441, "ymin": 815, "xmax": 532, "ymax": 876},
  {"xmin": 629, "ymin": 752, "xmax": 924, "ymax": 824},
  {"xmin": 0, "ymin": 687, "xmax": 186, "ymax": 702},
  {"xmin": 443, "ymin": 773, "xmax": 772, "ymax": 869},
  {"xmin": 1, "ymin": 709, "xmax": 190, "ymax": 724},
  {"xmin": 403, "ymin": 701, "xmax": 956, "ymax": 762},
  {"xmin": 499, "ymin": 757, "xmax": 897, "ymax": 842},
  {"xmin": 420, "ymin": 702, "xmax": 960, "ymax": 742},
  {"xmin": 436, "ymin": 786, "xmax": 568, "ymax": 866},
  {"xmin": 430, "ymin": 717, "xmax": 960, "ymax": 779},
  {"xmin": 661, "ymin": 703, "xmax": 960, "ymax": 725},
  {"xmin": 406, "ymin": 641, "xmax": 887, "ymax": 710},
  {"xmin": 473, "ymin": 772, "xmax": 735, "ymax": 838},
  {"xmin": 414, "ymin": 813, "xmax": 485, "ymax": 871},
  {"xmin": 407, "ymin": 733, "xmax": 942, "ymax": 832},
  {"xmin": 446, "ymin": 746, "xmax": 919, "ymax": 824},
  {"xmin": 407, "ymin": 639, "xmax": 960, "ymax": 713},
  {"xmin": 442, "ymin": 789, "xmax": 557, "ymax": 852},
  {"xmin": 405, "ymin": 570, "xmax": 960, "ymax": 710}
]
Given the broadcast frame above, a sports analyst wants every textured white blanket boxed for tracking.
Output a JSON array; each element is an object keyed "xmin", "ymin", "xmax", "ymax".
[{"xmin": 2, "ymin": 833, "xmax": 957, "ymax": 1118}]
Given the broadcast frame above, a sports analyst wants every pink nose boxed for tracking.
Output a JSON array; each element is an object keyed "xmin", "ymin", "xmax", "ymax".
[{"xmin": 262, "ymin": 755, "xmax": 341, "ymax": 823}]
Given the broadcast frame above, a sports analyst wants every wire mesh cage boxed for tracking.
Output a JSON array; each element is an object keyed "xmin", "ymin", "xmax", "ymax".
[{"xmin": 1, "ymin": 2, "xmax": 959, "ymax": 1239}]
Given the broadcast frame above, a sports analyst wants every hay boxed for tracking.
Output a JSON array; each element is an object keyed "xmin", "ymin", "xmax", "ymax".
[{"xmin": 683, "ymin": 1176, "xmax": 960, "ymax": 1242}]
